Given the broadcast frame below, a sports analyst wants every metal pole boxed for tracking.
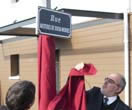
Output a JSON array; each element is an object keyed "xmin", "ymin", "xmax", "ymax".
[
  {"xmin": 46, "ymin": 0, "xmax": 51, "ymax": 8},
  {"xmin": 128, "ymin": 0, "xmax": 131, "ymax": 12},
  {"xmin": 124, "ymin": 10, "xmax": 130, "ymax": 106}
]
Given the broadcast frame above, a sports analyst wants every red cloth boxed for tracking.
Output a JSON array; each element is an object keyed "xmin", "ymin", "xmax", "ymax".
[
  {"xmin": 38, "ymin": 35, "xmax": 56, "ymax": 110},
  {"xmin": 48, "ymin": 64, "xmax": 97, "ymax": 110}
]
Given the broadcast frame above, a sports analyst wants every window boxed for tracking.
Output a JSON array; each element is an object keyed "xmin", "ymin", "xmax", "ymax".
[{"xmin": 10, "ymin": 54, "xmax": 19, "ymax": 78}]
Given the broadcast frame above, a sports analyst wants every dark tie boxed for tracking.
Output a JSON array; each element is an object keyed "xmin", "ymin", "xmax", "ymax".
[{"xmin": 104, "ymin": 97, "xmax": 108, "ymax": 106}]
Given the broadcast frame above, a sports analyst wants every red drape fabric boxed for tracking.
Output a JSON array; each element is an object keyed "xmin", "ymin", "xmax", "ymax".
[
  {"xmin": 38, "ymin": 35, "xmax": 56, "ymax": 110},
  {"xmin": 48, "ymin": 64, "xmax": 97, "ymax": 110}
]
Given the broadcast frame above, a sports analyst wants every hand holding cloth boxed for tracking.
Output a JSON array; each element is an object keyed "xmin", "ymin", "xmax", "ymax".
[{"xmin": 48, "ymin": 63, "xmax": 97, "ymax": 110}]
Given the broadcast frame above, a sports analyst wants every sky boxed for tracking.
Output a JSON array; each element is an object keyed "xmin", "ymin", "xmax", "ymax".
[
  {"xmin": 0, "ymin": 0, "xmax": 131, "ymax": 40},
  {"xmin": 0, "ymin": 0, "xmax": 130, "ymax": 26}
]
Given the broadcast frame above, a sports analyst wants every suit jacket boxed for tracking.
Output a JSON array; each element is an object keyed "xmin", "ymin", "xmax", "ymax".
[{"xmin": 86, "ymin": 87, "xmax": 130, "ymax": 110}]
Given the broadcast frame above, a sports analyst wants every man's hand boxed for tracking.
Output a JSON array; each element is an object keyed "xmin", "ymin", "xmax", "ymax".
[{"xmin": 74, "ymin": 62, "xmax": 85, "ymax": 70}]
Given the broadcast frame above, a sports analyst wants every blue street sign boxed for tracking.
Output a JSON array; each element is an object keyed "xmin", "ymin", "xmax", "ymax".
[{"xmin": 37, "ymin": 7, "xmax": 72, "ymax": 38}]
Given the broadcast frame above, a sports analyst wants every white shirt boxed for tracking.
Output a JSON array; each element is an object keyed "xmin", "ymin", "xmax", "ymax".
[{"xmin": 104, "ymin": 96, "xmax": 117, "ymax": 105}]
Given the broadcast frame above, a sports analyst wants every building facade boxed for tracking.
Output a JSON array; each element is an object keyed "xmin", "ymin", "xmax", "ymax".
[{"xmin": 0, "ymin": 15, "xmax": 132, "ymax": 109}]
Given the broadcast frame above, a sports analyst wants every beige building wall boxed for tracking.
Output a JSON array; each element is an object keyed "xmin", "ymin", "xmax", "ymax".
[
  {"xmin": 57, "ymin": 19, "xmax": 127, "ymax": 103},
  {"xmin": 0, "ymin": 15, "xmax": 132, "ymax": 109},
  {"xmin": 0, "ymin": 37, "xmax": 38, "ymax": 110}
]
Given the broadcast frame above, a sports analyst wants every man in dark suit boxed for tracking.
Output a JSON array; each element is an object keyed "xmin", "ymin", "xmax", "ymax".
[
  {"xmin": 75, "ymin": 63, "xmax": 130, "ymax": 110},
  {"xmin": 86, "ymin": 73, "xmax": 130, "ymax": 110}
]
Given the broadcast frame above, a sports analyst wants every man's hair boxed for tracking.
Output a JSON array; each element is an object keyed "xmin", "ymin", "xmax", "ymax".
[
  {"xmin": 6, "ymin": 80, "xmax": 35, "ymax": 110},
  {"xmin": 119, "ymin": 74, "xmax": 126, "ymax": 92},
  {"xmin": 120, "ymin": 76, "xmax": 126, "ymax": 90}
]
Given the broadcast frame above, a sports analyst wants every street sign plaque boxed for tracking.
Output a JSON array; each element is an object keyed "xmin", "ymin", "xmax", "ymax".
[{"xmin": 37, "ymin": 7, "xmax": 71, "ymax": 38}]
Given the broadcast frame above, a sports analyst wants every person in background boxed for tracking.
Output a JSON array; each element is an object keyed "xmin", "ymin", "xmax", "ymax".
[
  {"xmin": 0, "ymin": 80, "xmax": 35, "ymax": 110},
  {"xmin": 75, "ymin": 63, "xmax": 131, "ymax": 110},
  {"xmin": 0, "ymin": 105, "xmax": 8, "ymax": 110}
]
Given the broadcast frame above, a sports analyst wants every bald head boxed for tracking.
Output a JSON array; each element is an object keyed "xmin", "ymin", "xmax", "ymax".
[
  {"xmin": 101, "ymin": 73, "xmax": 126, "ymax": 96},
  {"xmin": 109, "ymin": 73, "xmax": 126, "ymax": 93}
]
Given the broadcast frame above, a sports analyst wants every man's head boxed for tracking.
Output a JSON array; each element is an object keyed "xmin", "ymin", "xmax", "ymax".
[
  {"xmin": 101, "ymin": 73, "xmax": 126, "ymax": 97},
  {"xmin": 6, "ymin": 80, "xmax": 35, "ymax": 110}
]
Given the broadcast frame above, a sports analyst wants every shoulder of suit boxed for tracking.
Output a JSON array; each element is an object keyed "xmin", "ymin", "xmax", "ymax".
[
  {"xmin": 117, "ymin": 98, "xmax": 131, "ymax": 110},
  {"xmin": 86, "ymin": 86, "xmax": 100, "ymax": 93},
  {"xmin": 93, "ymin": 86, "xmax": 100, "ymax": 90},
  {"xmin": 92, "ymin": 86, "xmax": 100, "ymax": 91}
]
